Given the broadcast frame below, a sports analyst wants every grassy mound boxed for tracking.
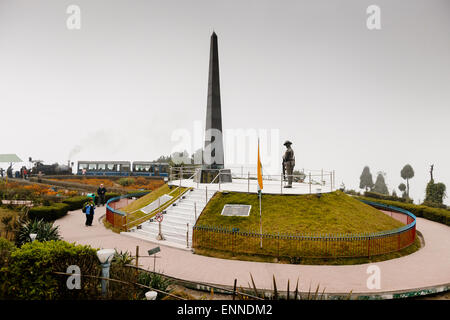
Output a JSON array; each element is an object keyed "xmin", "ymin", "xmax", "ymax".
[
  {"xmin": 121, "ymin": 184, "xmax": 171, "ymax": 214},
  {"xmin": 197, "ymin": 190, "xmax": 404, "ymax": 234}
]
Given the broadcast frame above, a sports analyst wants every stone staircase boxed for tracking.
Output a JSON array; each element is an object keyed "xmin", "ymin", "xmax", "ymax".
[{"xmin": 121, "ymin": 188, "xmax": 216, "ymax": 249}]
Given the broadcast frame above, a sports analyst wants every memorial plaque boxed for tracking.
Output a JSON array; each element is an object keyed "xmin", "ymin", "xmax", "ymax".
[{"xmin": 220, "ymin": 204, "xmax": 251, "ymax": 217}]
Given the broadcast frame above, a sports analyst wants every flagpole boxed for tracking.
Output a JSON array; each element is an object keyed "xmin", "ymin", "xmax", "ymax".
[
  {"xmin": 259, "ymin": 190, "xmax": 262, "ymax": 248},
  {"xmin": 257, "ymin": 138, "xmax": 263, "ymax": 249}
]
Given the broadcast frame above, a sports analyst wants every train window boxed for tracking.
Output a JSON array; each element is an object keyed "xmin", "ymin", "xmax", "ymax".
[
  {"xmin": 107, "ymin": 163, "xmax": 115, "ymax": 171},
  {"xmin": 122, "ymin": 164, "xmax": 130, "ymax": 172},
  {"xmin": 160, "ymin": 165, "xmax": 168, "ymax": 173},
  {"xmin": 78, "ymin": 163, "xmax": 88, "ymax": 170},
  {"xmin": 98, "ymin": 164, "xmax": 106, "ymax": 171},
  {"xmin": 145, "ymin": 165, "xmax": 151, "ymax": 172},
  {"xmin": 150, "ymin": 165, "xmax": 155, "ymax": 172},
  {"xmin": 88, "ymin": 163, "xmax": 97, "ymax": 170}
]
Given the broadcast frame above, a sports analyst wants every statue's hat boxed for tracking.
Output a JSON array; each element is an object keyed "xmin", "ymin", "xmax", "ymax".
[{"xmin": 283, "ymin": 140, "xmax": 292, "ymax": 146}]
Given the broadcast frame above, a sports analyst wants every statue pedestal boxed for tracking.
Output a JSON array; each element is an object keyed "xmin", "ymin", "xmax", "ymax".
[{"xmin": 194, "ymin": 168, "xmax": 232, "ymax": 183}]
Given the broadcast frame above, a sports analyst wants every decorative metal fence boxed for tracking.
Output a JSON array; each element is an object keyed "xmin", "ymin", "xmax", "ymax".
[
  {"xmin": 192, "ymin": 200, "xmax": 417, "ymax": 259},
  {"xmin": 105, "ymin": 192, "xmax": 149, "ymax": 231}
]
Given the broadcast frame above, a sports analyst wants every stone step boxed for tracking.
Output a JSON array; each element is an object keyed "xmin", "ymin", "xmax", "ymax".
[
  {"xmin": 128, "ymin": 230, "xmax": 192, "ymax": 248},
  {"xmin": 141, "ymin": 223, "xmax": 193, "ymax": 238},
  {"xmin": 122, "ymin": 187, "xmax": 215, "ymax": 248}
]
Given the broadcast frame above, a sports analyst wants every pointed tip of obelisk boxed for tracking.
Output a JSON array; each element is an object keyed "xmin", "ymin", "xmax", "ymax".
[{"xmin": 212, "ymin": 30, "xmax": 217, "ymax": 37}]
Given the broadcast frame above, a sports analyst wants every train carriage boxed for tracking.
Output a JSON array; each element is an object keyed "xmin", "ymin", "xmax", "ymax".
[
  {"xmin": 132, "ymin": 161, "xmax": 169, "ymax": 177},
  {"xmin": 77, "ymin": 161, "xmax": 131, "ymax": 176},
  {"xmin": 77, "ymin": 161, "xmax": 169, "ymax": 177}
]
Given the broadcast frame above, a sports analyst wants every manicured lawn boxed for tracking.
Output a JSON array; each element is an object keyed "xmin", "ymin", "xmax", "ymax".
[
  {"xmin": 194, "ymin": 191, "xmax": 420, "ymax": 265},
  {"xmin": 197, "ymin": 190, "xmax": 404, "ymax": 234}
]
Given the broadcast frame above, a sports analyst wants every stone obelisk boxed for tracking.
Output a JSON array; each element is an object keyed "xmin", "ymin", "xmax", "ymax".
[
  {"xmin": 195, "ymin": 32, "xmax": 232, "ymax": 183},
  {"xmin": 204, "ymin": 31, "xmax": 224, "ymax": 169}
]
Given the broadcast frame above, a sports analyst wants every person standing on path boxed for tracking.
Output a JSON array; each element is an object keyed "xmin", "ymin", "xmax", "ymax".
[
  {"xmin": 83, "ymin": 199, "xmax": 96, "ymax": 226},
  {"xmin": 97, "ymin": 184, "xmax": 107, "ymax": 206}
]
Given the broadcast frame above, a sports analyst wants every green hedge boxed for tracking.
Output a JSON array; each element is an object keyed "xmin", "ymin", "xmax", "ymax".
[
  {"xmin": 363, "ymin": 191, "xmax": 412, "ymax": 203},
  {"xmin": 357, "ymin": 196, "xmax": 450, "ymax": 226},
  {"xmin": 28, "ymin": 203, "xmax": 70, "ymax": 221},
  {"xmin": 0, "ymin": 240, "xmax": 99, "ymax": 299},
  {"xmin": 62, "ymin": 196, "xmax": 91, "ymax": 211},
  {"xmin": 0, "ymin": 238, "xmax": 16, "ymax": 268},
  {"xmin": 105, "ymin": 192, "xmax": 121, "ymax": 202}
]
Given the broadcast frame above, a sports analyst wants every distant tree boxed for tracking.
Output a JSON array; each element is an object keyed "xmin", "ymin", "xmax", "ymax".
[
  {"xmin": 170, "ymin": 150, "xmax": 191, "ymax": 166},
  {"xmin": 190, "ymin": 148, "xmax": 203, "ymax": 165},
  {"xmin": 398, "ymin": 183, "xmax": 407, "ymax": 198},
  {"xmin": 392, "ymin": 189, "xmax": 398, "ymax": 198},
  {"xmin": 400, "ymin": 164, "xmax": 415, "ymax": 197},
  {"xmin": 373, "ymin": 172, "xmax": 389, "ymax": 195},
  {"xmin": 153, "ymin": 155, "xmax": 172, "ymax": 163},
  {"xmin": 424, "ymin": 164, "xmax": 447, "ymax": 206},
  {"xmin": 359, "ymin": 166, "xmax": 374, "ymax": 191}
]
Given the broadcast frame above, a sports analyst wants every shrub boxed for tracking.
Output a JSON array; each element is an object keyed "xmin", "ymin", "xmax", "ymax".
[
  {"xmin": 28, "ymin": 203, "xmax": 70, "ymax": 221},
  {"xmin": 364, "ymin": 191, "xmax": 412, "ymax": 203},
  {"xmin": 117, "ymin": 178, "xmax": 135, "ymax": 187},
  {"xmin": 105, "ymin": 192, "xmax": 121, "ymax": 202},
  {"xmin": 0, "ymin": 238, "xmax": 16, "ymax": 268},
  {"xmin": 62, "ymin": 196, "xmax": 91, "ymax": 211},
  {"xmin": 137, "ymin": 271, "xmax": 172, "ymax": 299},
  {"xmin": 15, "ymin": 219, "xmax": 61, "ymax": 246},
  {"xmin": 0, "ymin": 240, "xmax": 100, "ymax": 300},
  {"xmin": 357, "ymin": 196, "xmax": 450, "ymax": 226}
]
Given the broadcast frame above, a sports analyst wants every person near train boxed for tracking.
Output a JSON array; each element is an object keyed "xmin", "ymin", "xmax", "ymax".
[{"xmin": 97, "ymin": 184, "xmax": 107, "ymax": 206}]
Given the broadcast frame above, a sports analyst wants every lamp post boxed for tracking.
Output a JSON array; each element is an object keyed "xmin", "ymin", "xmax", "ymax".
[
  {"xmin": 29, "ymin": 233, "xmax": 37, "ymax": 242},
  {"xmin": 96, "ymin": 249, "xmax": 116, "ymax": 297}
]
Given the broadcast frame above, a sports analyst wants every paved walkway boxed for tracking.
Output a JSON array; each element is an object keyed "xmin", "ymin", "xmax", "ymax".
[{"xmin": 55, "ymin": 207, "xmax": 450, "ymax": 296}]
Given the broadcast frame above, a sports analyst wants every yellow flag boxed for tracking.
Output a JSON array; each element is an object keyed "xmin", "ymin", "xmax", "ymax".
[{"xmin": 257, "ymin": 139, "xmax": 263, "ymax": 192}]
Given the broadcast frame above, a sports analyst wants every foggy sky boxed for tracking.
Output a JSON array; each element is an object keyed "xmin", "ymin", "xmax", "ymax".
[{"xmin": 0, "ymin": 0, "xmax": 449, "ymax": 204}]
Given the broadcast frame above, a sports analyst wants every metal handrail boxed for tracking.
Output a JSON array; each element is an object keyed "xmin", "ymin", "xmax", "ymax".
[
  {"xmin": 124, "ymin": 170, "xmax": 199, "ymax": 229},
  {"xmin": 124, "ymin": 187, "xmax": 192, "ymax": 229},
  {"xmin": 105, "ymin": 191, "xmax": 150, "ymax": 217}
]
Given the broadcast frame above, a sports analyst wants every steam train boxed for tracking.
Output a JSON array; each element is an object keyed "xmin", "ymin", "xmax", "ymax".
[
  {"xmin": 76, "ymin": 161, "xmax": 170, "ymax": 177},
  {"xmin": 30, "ymin": 161, "xmax": 72, "ymax": 176}
]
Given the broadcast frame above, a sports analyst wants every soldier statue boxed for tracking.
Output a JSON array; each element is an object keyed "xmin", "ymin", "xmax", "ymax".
[{"xmin": 282, "ymin": 140, "xmax": 295, "ymax": 188}]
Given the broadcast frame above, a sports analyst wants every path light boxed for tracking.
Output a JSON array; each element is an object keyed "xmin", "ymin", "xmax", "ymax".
[
  {"xmin": 145, "ymin": 291, "xmax": 157, "ymax": 300},
  {"xmin": 316, "ymin": 188, "xmax": 322, "ymax": 199},
  {"xmin": 96, "ymin": 249, "xmax": 116, "ymax": 296},
  {"xmin": 30, "ymin": 233, "xmax": 37, "ymax": 242}
]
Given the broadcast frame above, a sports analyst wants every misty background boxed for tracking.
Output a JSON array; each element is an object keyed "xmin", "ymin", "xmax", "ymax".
[{"xmin": 0, "ymin": 0, "xmax": 449, "ymax": 204}]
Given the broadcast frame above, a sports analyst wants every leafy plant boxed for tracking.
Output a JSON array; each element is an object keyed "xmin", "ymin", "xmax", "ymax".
[
  {"xmin": 137, "ymin": 271, "xmax": 172, "ymax": 298},
  {"xmin": 0, "ymin": 238, "xmax": 16, "ymax": 268},
  {"xmin": 16, "ymin": 219, "xmax": 61, "ymax": 246},
  {"xmin": 112, "ymin": 249, "xmax": 135, "ymax": 265},
  {"xmin": 117, "ymin": 178, "xmax": 136, "ymax": 187}
]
